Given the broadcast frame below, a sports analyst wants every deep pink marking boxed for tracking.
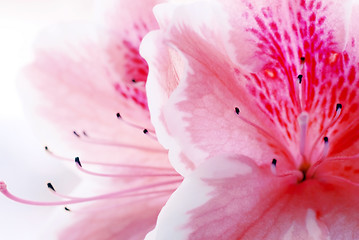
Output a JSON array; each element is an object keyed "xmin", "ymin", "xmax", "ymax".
[
  {"xmin": 308, "ymin": 0, "xmax": 315, "ymax": 10},
  {"xmin": 337, "ymin": 76, "xmax": 345, "ymax": 89},
  {"xmin": 349, "ymin": 90, "xmax": 356, "ymax": 103},
  {"xmin": 111, "ymin": 21, "xmax": 150, "ymax": 110},
  {"xmin": 316, "ymin": 1, "xmax": 322, "ymax": 10},
  {"xmin": 309, "ymin": 13, "xmax": 316, "ymax": 22},
  {"xmin": 300, "ymin": 0, "xmax": 306, "ymax": 9},
  {"xmin": 348, "ymin": 66, "xmax": 356, "ymax": 84},
  {"xmin": 255, "ymin": 16, "xmax": 267, "ymax": 31},
  {"xmin": 339, "ymin": 87, "xmax": 348, "ymax": 102},
  {"xmin": 350, "ymin": 103, "xmax": 358, "ymax": 112},
  {"xmin": 318, "ymin": 17, "xmax": 325, "ymax": 25},
  {"xmin": 309, "ymin": 23, "xmax": 315, "ymax": 37},
  {"xmin": 269, "ymin": 22, "xmax": 278, "ymax": 31}
]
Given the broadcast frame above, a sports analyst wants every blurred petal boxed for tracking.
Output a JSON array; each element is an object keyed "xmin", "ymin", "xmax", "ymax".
[
  {"xmin": 19, "ymin": 23, "xmax": 166, "ymax": 168},
  {"xmin": 17, "ymin": 0, "xmax": 179, "ymax": 239}
]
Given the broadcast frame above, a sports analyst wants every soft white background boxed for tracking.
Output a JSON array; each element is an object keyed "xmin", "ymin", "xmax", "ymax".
[{"xmin": 0, "ymin": 1, "xmax": 92, "ymax": 239}]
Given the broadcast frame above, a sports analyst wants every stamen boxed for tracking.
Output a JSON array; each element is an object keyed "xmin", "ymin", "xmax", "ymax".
[
  {"xmin": 323, "ymin": 136, "xmax": 329, "ymax": 157},
  {"xmin": 276, "ymin": 170, "xmax": 303, "ymax": 181},
  {"xmin": 307, "ymin": 136, "xmax": 330, "ymax": 178},
  {"xmin": 295, "ymin": 75, "xmax": 303, "ymax": 111},
  {"xmin": 297, "ymin": 74, "xmax": 303, "ymax": 84},
  {"xmin": 72, "ymin": 130, "xmax": 89, "ymax": 138},
  {"xmin": 63, "ymin": 190, "xmax": 174, "ymax": 214},
  {"xmin": 143, "ymin": 128, "xmax": 157, "ymax": 140},
  {"xmin": 72, "ymin": 134, "xmax": 166, "ymax": 153},
  {"xmin": 74, "ymin": 128, "xmax": 160, "ymax": 148},
  {"xmin": 296, "ymin": 56, "xmax": 306, "ymax": 111},
  {"xmin": 47, "ymin": 182, "xmax": 82, "ymax": 200},
  {"xmin": 64, "ymin": 207, "xmax": 71, "ymax": 211},
  {"xmin": 300, "ymin": 57, "xmax": 306, "ymax": 73},
  {"xmin": 47, "ymin": 183, "xmax": 56, "ymax": 192},
  {"xmin": 270, "ymin": 158, "xmax": 303, "ymax": 181},
  {"xmin": 297, "ymin": 74, "xmax": 304, "ymax": 112},
  {"xmin": 116, "ymin": 112, "xmax": 155, "ymax": 133},
  {"xmin": 75, "ymin": 157, "xmax": 82, "ymax": 167},
  {"xmin": 271, "ymin": 158, "xmax": 277, "ymax": 175},
  {"xmin": 46, "ymin": 182, "xmax": 174, "ymax": 202},
  {"xmin": 0, "ymin": 179, "xmax": 181, "ymax": 206},
  {"xmin": 298, "ymin": 112, "xmax": 309, "ymax": 156},
  {"xmin": 74, "ymin": 157, "xmax": 180, "ymax": 178},
  {"xmin": 335, "ymin": 103, "xmax": 342, "ymax": 116},
  {"xmin": 49, "ymin": 181, "xmax": 175, "ymax": 202},
  {"xmin": 309, "ymin": 103, "xmax": 343, "ymax": 159},
  {"xmin": 234, "ymin": 107, "xmax": 296, "ymax": 167},
  {"xmin": 73, "ymin": 131, "xmax": 81, "ymax": 138},
  {"xmin": 44, "ymin": 147, "xmax": 173, "ymax": 171}
]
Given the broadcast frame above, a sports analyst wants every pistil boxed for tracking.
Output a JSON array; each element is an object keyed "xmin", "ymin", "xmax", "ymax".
[{"xmin": 298, "ymin": 112, "xmax": 309, "ymax": 157}]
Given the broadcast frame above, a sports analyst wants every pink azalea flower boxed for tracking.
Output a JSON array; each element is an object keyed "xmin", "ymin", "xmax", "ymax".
[
  {"xmin": 142, "ymin": 0, "xmax": 359, "ymax": 238},
  {"xmin": 0, "ymin": 0, "xmax": 182, "ymax": 239}
]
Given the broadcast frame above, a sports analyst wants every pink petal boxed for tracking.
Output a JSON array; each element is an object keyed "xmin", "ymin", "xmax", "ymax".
[
  {"xmin": 144, "ymin": 1, "xmax": 294, "ymax": 174},
  {"xmin": 141, "ymin": 1, "xmax": 232, "ymax": 174},
  {"xmin": 146, "ymin": 0, "xmax": 359, "ymax": 174},
  {"xmin": 140, "ymin": 30, "xmax": 184, "ymax": 173},
  {"xmin": 327, "ymin": 2, "xmax": 359, "ymax": 157},
  {"xmin": 148, "ymin": 155, "xmax": 359, "ymax": 239},
  {"xmin": 314, "ymin": 153, "xmax": 359, "ymax": 185}
]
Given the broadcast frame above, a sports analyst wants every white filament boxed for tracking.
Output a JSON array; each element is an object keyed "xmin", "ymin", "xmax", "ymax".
[
  {"xmin": 298, "ymin": 112, "xmax": 309, "ymax": 156},
  {"xmin": 322, "ymin": 139, "xmax": 329, "ymax": 158},
  {"xmin": 271, "ymin": 163, "xmax": 277, "ymax": 175}
]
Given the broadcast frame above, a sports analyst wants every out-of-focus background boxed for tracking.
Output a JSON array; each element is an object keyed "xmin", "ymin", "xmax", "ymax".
[{"xmin": 0, "ymin": 1, "xmax": 92, "ymax": 239}]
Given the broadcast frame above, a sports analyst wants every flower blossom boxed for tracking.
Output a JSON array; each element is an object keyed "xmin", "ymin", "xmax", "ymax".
[
  {"xmin": 0, "ymin": 0, "xmax": 182, "ymax": 239},
  {"xmin": 142, "ymin": 0, "xmax": 359, "ymax": 238}
]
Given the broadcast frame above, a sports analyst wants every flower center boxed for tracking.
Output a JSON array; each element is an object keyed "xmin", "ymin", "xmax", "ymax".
[
  {"xmin": 298, "ymin": 161, "xmax": 311, "ymax": 182},
  {"xmin": 294, "ymin": 102, "xmax": 342, "ymax": 182},
  {"xmin": 235, "ymin": 101, "xmax": 343, "ymax": 183}
]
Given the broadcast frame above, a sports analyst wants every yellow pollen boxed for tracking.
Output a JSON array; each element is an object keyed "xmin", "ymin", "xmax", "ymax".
[
  {"xmin": 264, "ymin": 69, "xmax": 276, "ymax": 78},
  {"xmin": 328, "ymin": 53, "xmax": 339, "ymax": 64}
]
